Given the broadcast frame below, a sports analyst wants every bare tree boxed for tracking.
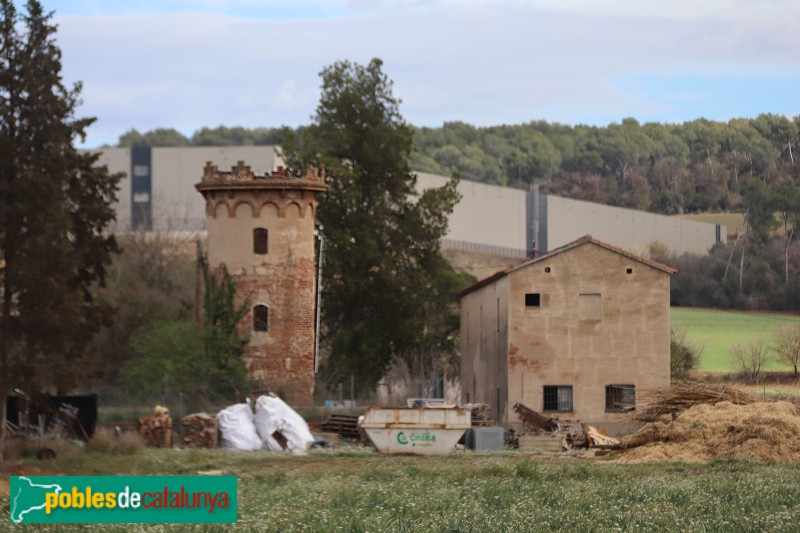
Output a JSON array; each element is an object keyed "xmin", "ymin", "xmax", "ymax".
[
  {"xmin": 731, "ymin": 340, "xmax": 770, "ymax": 382},
  {"xmin": 772, "ymin": 326, "xmax": 800, "ymax": 377}
]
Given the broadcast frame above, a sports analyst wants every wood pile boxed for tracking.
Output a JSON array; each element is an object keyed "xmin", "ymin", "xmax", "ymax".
[
  {"xmin": 635, "ymin": 381, "xmax": 766, "ymax": 419},
  {"xmin": 513, "ymin": 402, "xmax": 560, "ymax": 433},
  {"xmin": 512, "ymin": 402, "xmax": 619, "ymax": 451},
  {"xmin": 181, "ymin": 413, "xmax": 218, "ymax": 448},
  {"xmin": 321, "ymin": 414, "xmax": 361, "ymax": 439},
  {"xmin": 138, "ymin": 415, "xmax": 172, "ymax": 448},
  {"xmin": 462, "ymin": 403, "xmax": 493, "ymax": 427}
]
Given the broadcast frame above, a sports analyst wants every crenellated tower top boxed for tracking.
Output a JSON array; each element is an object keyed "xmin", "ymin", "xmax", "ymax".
[{"xmin": 196, "ymin": 161, "xmax": 328, "ymax": 194}]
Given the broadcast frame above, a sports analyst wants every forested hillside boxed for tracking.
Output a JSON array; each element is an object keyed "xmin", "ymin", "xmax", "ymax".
[{"xmin": 117, "ymin": 115, "xmax": 799, "ymax": 215}]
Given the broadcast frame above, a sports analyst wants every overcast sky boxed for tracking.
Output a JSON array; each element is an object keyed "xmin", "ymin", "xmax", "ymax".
[{"xmin": 33, "ymin": 0, "xmax": 800, "ymax": 147}]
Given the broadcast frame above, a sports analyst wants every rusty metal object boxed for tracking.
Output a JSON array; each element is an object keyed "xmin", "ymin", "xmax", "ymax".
[{"xmin": 359, "ymin": 407, "xmax": 471, "ymax": 455}]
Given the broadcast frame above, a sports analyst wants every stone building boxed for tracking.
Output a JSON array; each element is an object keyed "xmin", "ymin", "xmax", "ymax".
[
  {"xmin": 196, "ymin": 161, "xmax": 327, "ymax": 405},
  {"xmin": 457, "ymin": 235, "xmax": 675, "ymax": 428}
]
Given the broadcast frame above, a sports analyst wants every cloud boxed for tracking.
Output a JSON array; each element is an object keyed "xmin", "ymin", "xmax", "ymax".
[{"xmin": 50, "ymin": 1, "xmax": 800, "ymax": 146}]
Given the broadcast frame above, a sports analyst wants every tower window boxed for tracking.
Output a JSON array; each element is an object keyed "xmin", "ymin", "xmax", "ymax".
[
  {"xmin": 253, "ymin": 228, "xmax": 268, "ymax": 254},
  {"xmin": 254, "ymin": 305, "xmax": 269, "ymax": 331}
]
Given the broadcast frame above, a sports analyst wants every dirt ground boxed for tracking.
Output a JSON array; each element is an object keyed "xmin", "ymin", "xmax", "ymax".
[{"xmin": 0, "ymin": 462, "xmax": 64, "ymax": 498}]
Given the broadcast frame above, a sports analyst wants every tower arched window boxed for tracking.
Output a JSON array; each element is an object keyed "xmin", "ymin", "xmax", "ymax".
[
  {"xmin": 253, "ymin": 228, "xmax": 268, "ymax": 254},
  {"xmin": 254, "ymin": 305, "xmax": 269, "ymax": 332}
]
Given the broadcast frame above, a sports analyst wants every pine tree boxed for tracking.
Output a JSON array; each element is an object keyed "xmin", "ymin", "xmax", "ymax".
[
  {"xmin": 282, "ymin": 58, "xmax": 469, "ymax": 390},
  {"xmin": 0, "ymin": 1, "xmax": 120, "ymax": 458}
]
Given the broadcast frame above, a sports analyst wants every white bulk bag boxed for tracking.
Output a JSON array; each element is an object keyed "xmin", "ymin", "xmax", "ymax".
[
  {"xmin": 217, "ymin": 403, "xmax": 262, "ymax": 451},
  {"xmin": 254, "ymin": 394, "xmax": 315, "ymax": 454}
]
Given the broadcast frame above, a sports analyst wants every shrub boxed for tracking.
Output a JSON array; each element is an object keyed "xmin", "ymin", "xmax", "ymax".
[
  {"xmin": 88, "ymin": 427, "xmax": 144, "ymax": 455},
  {"xmin": 670, "ymin": 329, "xmax": 702, "ymax": 378},
  {"xmin": 731, "ymin": 340, "xmax": 770, "ymax": 382}
]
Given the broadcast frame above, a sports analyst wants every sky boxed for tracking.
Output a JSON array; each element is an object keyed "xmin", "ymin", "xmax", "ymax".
[{"xmin": 28, "ymin": 0, "xmax": 800, "ymax": 147}]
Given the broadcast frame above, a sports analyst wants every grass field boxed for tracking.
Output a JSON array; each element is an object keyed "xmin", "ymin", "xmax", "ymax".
[
  {"xmin": 671, "ymin": 307, "xmax": 800, "ymax": 373},
  {"xmin": 674, "ymin": 212, "xmax": 745, "ymax": 232},
  {"xmin": 4, "ymin": 447, "xmax": 800, "ymax": 531}
]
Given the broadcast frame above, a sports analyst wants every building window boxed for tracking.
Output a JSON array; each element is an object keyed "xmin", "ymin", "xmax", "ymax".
[
  {"xmin": 543, "ymin": 385, "xmax": 572, "ymax": 412},
  {"xmin": 132, "ymin": 164, "xmax": 149, "ymax": 176},
  {"xmin": 606, "ymin": 384, "xmax": 635, "ymax": 412},
  {"xmin": 626, "ymin": 268, "xmax": 633, "ymax": 274},
  {"xmin": 578, "ymin": 293, "xmax": 601, "ymax": 321},
  {"xmin": 525, "ymin": 293, "xmax": 541, "ymax": 307},
  {"xmin": 253, "ymin": 228, "xmax": 268, "ymax": 254},
  {"xmin": 253, "ymin": 305, "xmax": 269, "ymax": 331}
]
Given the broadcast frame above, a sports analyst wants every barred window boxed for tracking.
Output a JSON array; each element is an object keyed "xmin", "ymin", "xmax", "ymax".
[{"xmin": 543, "ymin": 385, "xmax": 572, "ymax": 412}]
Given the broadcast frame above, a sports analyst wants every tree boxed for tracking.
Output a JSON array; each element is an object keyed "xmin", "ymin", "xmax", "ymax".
[
  {"xmin": 731, "ymin": 340, "xmax": 770, "ymax": 382},
  {"xmin": 119, "ymin": 264, "xmax": 249, "ymax": 402},
  {"xmin": 282, "ymin": 58, "xmax": 467, "ymax": 390},
  {"xmin": 0, "ymin": 1, "xmax": 121, "ymax": 458},
  {"xmin": 117, "ymin": 127, "xmax": 190, "ymax": 147},
  {"xmin": 772, "ymin": 181, "xmax": 800, "ymax": 286},
  {"xmin": 772, "ymin": 326, "xmax": 800, "ymax": 377}
]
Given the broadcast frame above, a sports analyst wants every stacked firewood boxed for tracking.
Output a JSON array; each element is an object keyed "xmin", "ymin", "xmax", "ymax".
[
  {"xmin": 138, "ymin": 415, "xmax": 173, "ymax": 448},
  {"xmin": 181, "ymin": 413, "xmax": 218, "ymax": 448}
]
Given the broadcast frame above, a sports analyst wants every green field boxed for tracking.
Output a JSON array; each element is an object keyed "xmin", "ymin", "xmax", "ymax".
[
  {"xmin": 4, "ymin": 447, "xmax": 800, "ymax": 531},
  {"xmin": 671, "ymin": 307, "xmax": 800, "ymax": 372},
  {"xmin": 674, "ymin": 212, "xmax": 745, "ymax": 231}
]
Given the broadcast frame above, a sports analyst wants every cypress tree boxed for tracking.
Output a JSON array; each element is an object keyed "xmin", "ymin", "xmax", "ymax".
[{"xmin": 0, "ymin": 0, "xmax": 120, "ymax": 457}]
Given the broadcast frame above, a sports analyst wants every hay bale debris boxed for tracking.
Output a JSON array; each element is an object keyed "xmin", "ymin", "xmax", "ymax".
[{"xmin": 618, "ymin": 400, "xmax": 800, "ymax": 463}]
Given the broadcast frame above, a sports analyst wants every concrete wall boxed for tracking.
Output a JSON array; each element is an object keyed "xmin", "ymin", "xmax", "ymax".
[
  {"xmin": 83, "ymin": 146, "xmax": 282, "ymax": 231},
  {"xmin": 416, "ymin": 172, "xmax": 723, "ymax": 256},
  {"xmin": 505, "ymin": 242, "xmax": 671, "ymax": 426},
  {"xmin": 546, "ymin": 195, "xmax": 724, "ymax": 256},
  {"xmin": 459, "ymin": 276, "xmax": 509, "ymax": 424},
  {"xmin": 153, "ymin": 146, "xmax": 282, "ymax": 231},
  {"xmin": 88, "ymin": 148, "xmax": 130, "ymax": 231},
  {"xmin": 89, "ymin": 149, "xmax": 721, "ymax": 257},
  {"xmin": 416, "ymin": 173, "xmax": 528, "ymax": 255}
]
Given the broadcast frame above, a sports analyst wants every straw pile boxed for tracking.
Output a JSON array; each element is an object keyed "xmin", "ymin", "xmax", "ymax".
[
  {"xmin": 617, "ymin": 401, "xmax": 800, "ymax": 463},
  {"xmin": 634, "ymin": 381, "xmax": 767, "ymax": 419}
]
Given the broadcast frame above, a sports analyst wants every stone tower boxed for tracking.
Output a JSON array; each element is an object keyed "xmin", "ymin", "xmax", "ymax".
[{"xmin": 196, "ymin": 161, "xmax": 327, "ymax": 405}]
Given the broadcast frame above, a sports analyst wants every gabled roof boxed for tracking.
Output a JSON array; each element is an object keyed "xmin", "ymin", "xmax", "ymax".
[{"xmin": 455, "ymin": 235, "xmax": 677, "ymax": 298}]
